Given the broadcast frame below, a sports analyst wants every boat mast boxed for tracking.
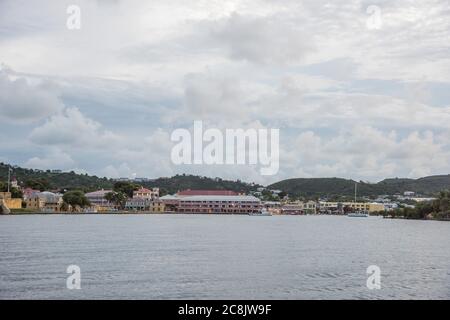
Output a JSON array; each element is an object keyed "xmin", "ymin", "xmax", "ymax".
[{"xmin": 354, "ymin": 182, "xmax": 357, "ymax": 203}]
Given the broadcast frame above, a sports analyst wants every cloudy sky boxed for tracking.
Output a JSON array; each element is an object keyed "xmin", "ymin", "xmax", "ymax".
[{"xmin": 0, "ymin": 0, "xmax": 449, "ymax": 184}]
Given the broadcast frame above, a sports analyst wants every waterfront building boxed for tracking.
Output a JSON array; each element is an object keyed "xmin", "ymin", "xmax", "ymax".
[
  {"xmin": 281, "ymin": 203, "xmax": 304, "ymax": 215},
  {"xmin": 280, "ymin": 201, "xmax": 317, "ymax": 215},
  {"xmin": 318, "ymin": 201, "xmax": 385, "ymax": 214},
  {"xmin": 177, "ymin": 189, "xmax": 240, "ymax": 196},
  {"xmin": 26, "ymin": 192, "xmax": 63, "ymax": 212},
  {"xmin": 262, "ymin": 201, "xmax": 282, "ymax": 215},
  {"xmin": 177, "ymin": 195, "xmax": 261, "ymax": 214},
  {"xmin": 125, "ymin": 198, "xmax": 152, "ymax": 211},
  {"xmin": 161, "ymin": 190, "xmax": 260, "ymax": 214},
  {"xmin": 150, "ymin": 200, "xmax": 165, "ymax": 212},
  {"xmin": 133, "ymin": 187, "xmax": 159, "ymax": 199},
  {"xmin": 159, "ymin": 194, "xmax": 180, "ymax": 212},
  {"xmin": 125, "ymin": 198, "xmax": 165, "ymax": 212},
  {"xmin": 22, "ymin": 188, "xmax": 40, "ymax": 200},
  {"xmin": 0, "ymin": 192, "xmax": 22, "ymax": 210}
]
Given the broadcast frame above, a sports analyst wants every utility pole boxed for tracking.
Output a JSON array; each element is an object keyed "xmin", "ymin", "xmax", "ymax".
[{"xmin": 7, "ymin": 166, "xmax": 11, "ymax": 193}]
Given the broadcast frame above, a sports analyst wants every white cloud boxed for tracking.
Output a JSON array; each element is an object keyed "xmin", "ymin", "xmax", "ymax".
[
  {"xmin": 25, "ymin": 148, "xmax": 75, "ymax": 170},
  {"xmin": 29, "ymin": 107, "xmax": 120, "ymax": 148},
  {"xmin": 0, "ymin": 0, "xmax": 449, "ymax": 183},
  {"xmin": 209, "ymin": 12, "xmax": 316, "ymax": 65}
]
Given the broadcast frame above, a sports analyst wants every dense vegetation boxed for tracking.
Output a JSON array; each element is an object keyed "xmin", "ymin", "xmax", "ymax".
[
  {"xmin": 377, "ymin": 191, "xmax": 450, "ymax": 220},
  {"xmin": 2, "ymin": 162, "xmax": 450, "ymax": 198},
  {"xmin": 62, "ymin": 190, "xmax": 91, "ymax": 211},
  {"xmin": 0, "ymin": 181, "xmax": 23, "ymax": 198},
  {"xmin": 0, "ymin": 163, "xmax": 113, "ymax": 192},
  {"xmin": 268, "ymin": 176, "xmax": 450, "ymax": 198},
  {"xmin": 140, "ymin": 174, "xmax": 261, "ymax": 195},
  {"xmin": 0, "ymin": 163, "xmax": 260, "ymax": 195}
]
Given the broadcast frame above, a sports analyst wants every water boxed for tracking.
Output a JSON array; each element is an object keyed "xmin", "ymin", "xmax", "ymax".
[{"xmin": 0, "ymin": 214, "xmax": 449, "ymax": 299}]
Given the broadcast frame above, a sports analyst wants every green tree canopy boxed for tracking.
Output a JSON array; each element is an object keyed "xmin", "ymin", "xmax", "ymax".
[
  {"xmin": 113, "ymin": 182, "xmax": 140, "ymax": 198},
  {"xmin": 0, "ymin": 181, "xmax": 23, "ymax": 198},
  {"xmin": 24, "ymin": 178, "xmax": 51, "ymax": 191},
  {"xmin": 62, "ymin": 190, "xmax": 91, "ymax": 209},
  {"xmin": 105, "ymin": 191, "xmax": 127, "ymax": 209}
]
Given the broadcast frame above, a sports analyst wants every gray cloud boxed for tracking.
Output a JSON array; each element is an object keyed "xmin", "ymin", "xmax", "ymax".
[
  {"xmin": 0, "ymin": 0, "xmax": 449, "ymax": 183},
  {"xmin": 0, "ymin": 68, "xmax": 63, "ymax": 123}
]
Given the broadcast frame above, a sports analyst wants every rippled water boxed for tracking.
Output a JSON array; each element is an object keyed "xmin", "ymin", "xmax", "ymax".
[{"xmin": 0, "ymin": 214, "xmax": 449, "ymax": 299}]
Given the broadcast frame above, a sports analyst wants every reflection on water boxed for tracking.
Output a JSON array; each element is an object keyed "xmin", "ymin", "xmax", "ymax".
[{"xmin": 0, "ymin": 215, "xmax": 449, "ymax": 299}]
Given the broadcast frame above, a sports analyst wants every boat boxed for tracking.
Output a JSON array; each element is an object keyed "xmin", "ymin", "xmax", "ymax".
[
  {"xmin": 347, "ymin": 212, "xmax": 369, "ymax": 218},
  {"xmin": 249, "ymin": 208, "xmax": 272, "ymax": 216}
]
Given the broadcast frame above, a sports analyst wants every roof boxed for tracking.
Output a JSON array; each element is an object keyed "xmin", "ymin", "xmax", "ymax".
[
  {"xmin": 179, "ymin": 195, "xmax": 260, "ymax": 202},
  {"xmin": 159, "ymin": 195, "xmax": 179, "ymax": 200},
  {"xmin": 177, "ymin": 190, "xmax": 239, "ymax": 196},
  {"xmin": 31, "ymin": 192, "xmax": 62, "ymax": 203},
  {"xmin": 134, "ymin": 188, "xmax": 152, "ymax": 193},
  {"xmin": 85, "ymin": 190, "xmax": 113, "ymax": 197}
]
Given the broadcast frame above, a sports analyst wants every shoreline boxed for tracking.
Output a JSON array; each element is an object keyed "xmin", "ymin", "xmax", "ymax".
[{"xmin": 2, "ymin": 211, "xmax": 449, "ymax": 221}]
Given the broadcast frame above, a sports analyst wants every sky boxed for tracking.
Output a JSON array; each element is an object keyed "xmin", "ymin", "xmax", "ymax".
[{"xmin": 0, "ymin": 0, "xmax": 449, "ymax": 185}]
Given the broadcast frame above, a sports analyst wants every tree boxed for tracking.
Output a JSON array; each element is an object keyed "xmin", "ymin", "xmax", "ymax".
[
  {"xmin": 24, "ymin": 178, "xmax": 51, "ymax": 191},
  {"xmin": 105, "ymin": 191, "xmax": 127, "ymax": 209},
  {"xmin": 113, "ymin": 182, "xmax": 140, "ymax": 198},
  {"xmin": 63, "ymin": 190, "xmax": 90, "ymax": 211}
]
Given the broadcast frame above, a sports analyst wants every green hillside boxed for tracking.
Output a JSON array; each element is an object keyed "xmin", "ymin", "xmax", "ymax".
[
  {"xmin": 0, "ymin": 163, "xmax": 113, "ymax": 192},
  {"xmin": 0, "ymin": 163, "xmax": 260, "ymax": 194},
  {"xmin": 2, "ymin": 162, "xmax": 450, "ymax": 197},
  {"xmin": 141, "ymin": 174, "xmax": 260, "ymax": 195},
  {"xmin": 268, "ymin": 175, "xmax": 450, "ymax": 198}
]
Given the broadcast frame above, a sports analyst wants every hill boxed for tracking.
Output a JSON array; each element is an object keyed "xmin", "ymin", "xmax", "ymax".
[
  {"xmin": 2, "ymin": 162, "xmax": 450, "ymax": 197},
  {"xmin": 0, "ymin": 163, "xmax": 260, "ymax": 194},
  {"xmin": 0, "ymin": 163, "xmax": 113, "ymax": 192},
  {"xmin": 141, "ymin": 174, "xmax": 260, "ymax": 195},
  {"xmin": 268, "ymin": 175, "xmax": 450, "ymax": 198}
]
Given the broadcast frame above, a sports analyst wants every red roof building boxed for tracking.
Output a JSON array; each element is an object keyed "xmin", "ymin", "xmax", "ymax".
[{"xmin": 177, "ymin": 189, "xmax": 239, "ymax": 196}]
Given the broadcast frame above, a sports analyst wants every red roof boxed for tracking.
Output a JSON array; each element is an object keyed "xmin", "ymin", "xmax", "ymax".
[{"xmin": 177, "ymin": 190, "xmax": 239, "ymax": 196}]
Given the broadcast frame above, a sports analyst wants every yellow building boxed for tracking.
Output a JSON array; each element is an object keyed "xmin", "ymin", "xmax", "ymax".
[
  {"xmin": 26, "ymin": 192, "xmax": 63, "ymax": 213},
  {"xmin": 320, "ymin": 201, "xmax": 385, "ymax": 213},
  {"xmin": 150, "ymin": 200, "xmax": 165, "ymax": 212},
  {"xmin": 26, "ymin": 196, "xmax": 45, "ymax": 210}
]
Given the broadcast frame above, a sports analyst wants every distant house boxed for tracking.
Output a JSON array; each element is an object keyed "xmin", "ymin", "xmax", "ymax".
[
  {"xmin": 26, "ymin": 192, "xmax": 63, "ymax": 212},
  {"xmin": 133, "ymin": 187, "xmax": 159, "ymax": 199},
  {"xmin": 22, "ymin": 188, "xmax": 40, "ymax": 200},
  {"xmin": 125, "ymin": 198, "xmax": 165, "ymax": 212},
  {"xmin": 11, "ymin": 178, "xmax": 19, "ymax": 189},
  {"xmin": 161, "ymin": 190, "xmax": 260, "ymax": 214},
  {"xmin": 318, "ymin": 201, "xmax": 385, "ymax": 214},
  {"xmin": 125, "ymin": 198, "xmax": 152, "ymax": 211}
]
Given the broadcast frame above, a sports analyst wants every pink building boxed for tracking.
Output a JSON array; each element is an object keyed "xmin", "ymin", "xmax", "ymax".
[{"xmin": 161, "ymin": 190, "xmax": 260, "ymax": 214}]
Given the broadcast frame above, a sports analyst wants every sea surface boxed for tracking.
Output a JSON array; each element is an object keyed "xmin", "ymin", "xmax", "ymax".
[{"xmin": 0, "ymin": 214, "xmax": 449, "ymax": 299}]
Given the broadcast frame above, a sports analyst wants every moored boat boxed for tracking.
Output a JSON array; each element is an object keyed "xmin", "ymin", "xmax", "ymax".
[
  {"xmin": 347, "ymin": 212, "xmax": 369, "ymax": 218},
  {"xmin": 249, "ymin": 208, "xmax": 272, "ymax": 216}
]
